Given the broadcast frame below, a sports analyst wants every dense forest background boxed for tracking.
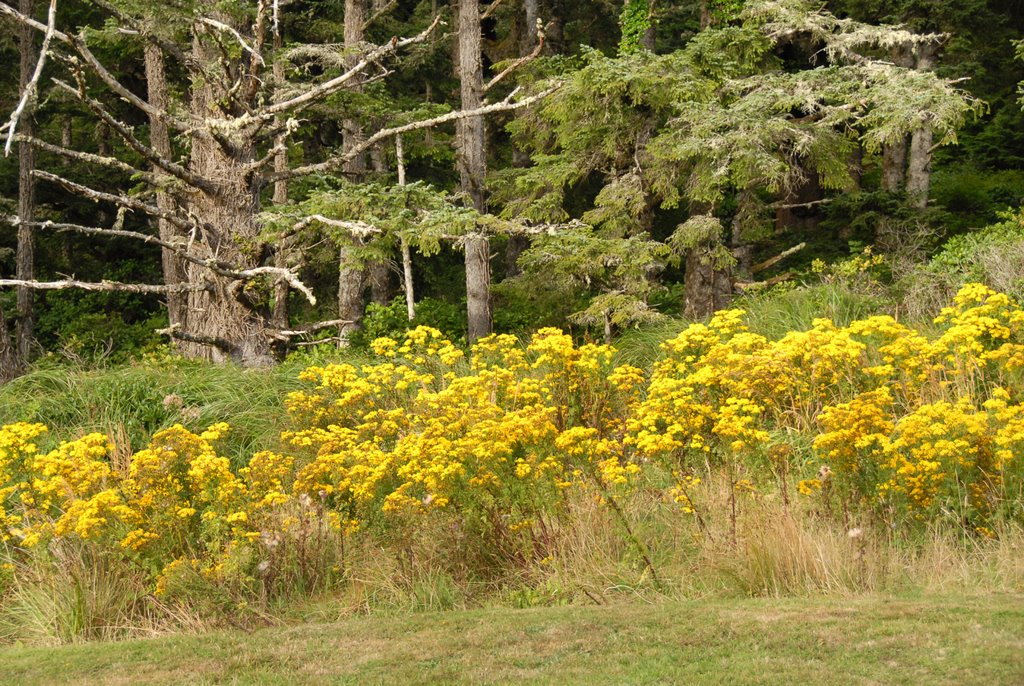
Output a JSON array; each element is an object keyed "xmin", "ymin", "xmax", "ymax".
[{"xmin": 0, "ymin": 0, "xmax": 1022, "ymax": 367}]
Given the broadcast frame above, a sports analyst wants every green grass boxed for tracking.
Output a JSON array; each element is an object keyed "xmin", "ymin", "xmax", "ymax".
[
  {"xmin": 1, "ymin": 595, "xmax": 1022, "ymax": 685},
  {"xmin": 0, "ymin": 349, "xmax": 370, "ymax": 466}
]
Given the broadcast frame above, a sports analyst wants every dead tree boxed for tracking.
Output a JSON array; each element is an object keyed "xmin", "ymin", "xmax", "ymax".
[{"xmin": 0, "ymin": 1, "xmax": 549, "ymax": 365}]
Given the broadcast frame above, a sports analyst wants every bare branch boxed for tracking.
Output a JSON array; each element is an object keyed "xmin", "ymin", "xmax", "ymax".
[
  {"xmin": 0, "ymin": 1, "xmax": 195, "ymax": 134},
  {"xmin": 89, "ymin": 0, "xmax": 194, "ymax": 69},
  {"xmin": 768, "ymin": 198, "xmax": 833, "ymax": 210},
  {"xmin": 288, "ymin": 336, "xmax": 346, "ymax": 347},
  {"xmin": 276, "ymin": 85, "xmax": 559, "ymax": 180},
  {"xmin": 272, "ymin": 318, "xmax": 353, "ymax": 338},
  {"xmin": 20, "ymin": 219, "xmax": 317, "ymax": 305},
  {"xmin": 51, "ymin": 78, "xmax": 217, "ymax": 193},
  {"xmin": 157, "ymin": 323, "xmax": 235, "ymax": 354},
  {"xmin": 485, "ymin": 24, "xmax": 544, "ymax": 92},
  {"xmin": 264, "ymin": 15, "xmax": 442, "ymax": 116},
  {"xmin": 292, "ymin": 215, "xmax": 382, "ymax": 237},
  {"xmin": 480, "ymin": 0, "xmax": 505, "ymax": 20},
  {"xmin": 362, "ymin": 0, "xmax": 397, "ymax": 30},
  {"xmin": 750, "ymin": 242, "xmax": 806, "ymax": 275},
  {"xmin": 32, "ymin": 169, "xmax": 194, "ymax": 231},
  {"xmin": 232, "ymin": 266, "xmax": 316, "ymax": 305},
  {"xmin": 18, "ymin": 134, "xmax": 151, "ymax": 177},
  {"xmin": 734, "ymin": 271, "xmax": 796, "ymax": 292},
  {"xmin": 4, "ymin": 0, "xmax": 57, "ymax": 156},
  {"xmin": 199, "ymin": 17, "xmax": 265, "ymax": 66},
  {"xmin": 0, "ymin": 278, "xmax": 208, "ymax": 294}
]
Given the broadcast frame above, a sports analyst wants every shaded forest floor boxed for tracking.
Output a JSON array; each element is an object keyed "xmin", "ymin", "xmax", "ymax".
[{"xmin": 1, "ymin": 594, "xmax": 1022, "ymax": 685}]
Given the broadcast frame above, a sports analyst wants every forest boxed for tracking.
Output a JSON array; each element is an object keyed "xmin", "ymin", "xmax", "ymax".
[{"xmin": 0, "ymin": 0, "xmax": 1023, "ymax": 675}]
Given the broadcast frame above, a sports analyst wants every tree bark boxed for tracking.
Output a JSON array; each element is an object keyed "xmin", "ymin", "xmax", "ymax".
[
  {"xmin": 457, "ymin": 0, "xmax": 492, "ymax": 342},
  {"xmin": 641, "ymin": 0, "xmax": 656, "ymax": 51},
  {"xmin": 906, "ymin": 42, "xmax": 937, "ymax": 208},
  {"xmin": 271, "ymin": 13, "xmax": 291, "ymax": 330},
  {"xmin": 881, "ymin": 45, "xmax": 914, "ymax": 193},
  {"xmin": 338, "ymin": 0, "xmax": 369, "ymax": 342},
  {"xmin": 683, "ymin": 246, "xmax": 732, "ymax": 320},
  {"xmin": 774, "ymin": 164, "xmax": 822, "ymax": 234},
  {"xmin": 396, "ymin": 135, "xmax": 415, "ymax": 321},
  {"xmin": 699, "ymin": 0, "xmax": 712, "ymax": 29},
  {"xmin": 184, "ymin": 27, "xmax": 274, "ymax": 366},
  {"xmin": 882, "ymin": 138, "xmax": 907, "ymax": 191},
  {"xmin": 367, "ymin": 145, "xmax": 393, "ymax": 306},
  {"xmin": 144, "ymin": 42, "xmax": 189, "ymax": 335},
  {"xmin": 15, "ymin": 0, "xmax": 36, "ymax": 364},
  {"xmin": 0, "ymin": 299, "xmax": 22, "ymax": 382},
  {"xmin": 504, "ymin": 0, "xmax": 539, "ymax": 278}
]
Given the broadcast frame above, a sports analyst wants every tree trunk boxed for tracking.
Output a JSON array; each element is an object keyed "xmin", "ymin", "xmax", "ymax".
[
  {"xmin": 641, "ymin": 0, "xmax": 656, "ymax": 51},
  {"xmin": 906, "ymin": 43, "xmax": 937, "ymax": 209},
  {"xmin": 184, "ymin": 30, "xmax": 274, "ymax": 366},
  {"xmin": 144, "ymin": 43, "xmax": 189, "ymax": 334},
  {"xmin": 396, "ymin": 136, "xmax": 415, "ymax": 321},
  {"xmin": 882, "ymin": 138, "xmax": 908, "ymax": 191},
  {"xmin": 367, "ymin": 146, "xmax": 393, "ymax": 306},
  {"xmin": 15, "ymin": 0, "xmax": 35, "ymax": 364},
  {"xmin": 881, "ymin": 45, "xmax": 915, "ymax": 193},
  {"xmin": 458, "ymin": 0, "xmax": 492, "ymax": 342},
  {"xmin": 271, "ymin": 14, "xmax": 291, "ymax": 330},
  {"xmin": 338, "ymin": 0, "xmax": 369, "ymax": 342},
  {"xmin": 0, "ymin": 299, "xmax": 21, "ymax": 383},
  {"xmin": 699, "ymin": 0, "xmax": 712, "ymax": 29},
  {"xmin": 774, "ymin": 165, "xmax": 822, "ymax": 235},
  {"xmin": 504, "ymin": 0, "xmax": 540, "ymax": 278},
  {"xmin": 684, "ymin": 245, "xmax": 732, "ymax": 320}
]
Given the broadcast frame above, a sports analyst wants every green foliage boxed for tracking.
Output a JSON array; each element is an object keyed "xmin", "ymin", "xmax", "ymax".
[
  {"xmin": 0, "ymin": 357, "xmax": 311, "ymax": 466},
  {"xmin": 618, "ymin": 0, "xmax": 653, "ymax": 55},
  {"xmin": 1017, "ymin": 39, "xmax": 1024, "ymax": 105},
  {"xmin": 929, "ymin": 207, "xmax": 1024, "ymax": 289},
  {"xmin": 346, "ymin": 296, "xmax": 468, "ymax": 349}
]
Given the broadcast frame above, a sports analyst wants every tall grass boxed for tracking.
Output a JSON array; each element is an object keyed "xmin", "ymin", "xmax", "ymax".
[{"xmin": 0, "ymin": 355, "xmax": 331, "ymax": 466}]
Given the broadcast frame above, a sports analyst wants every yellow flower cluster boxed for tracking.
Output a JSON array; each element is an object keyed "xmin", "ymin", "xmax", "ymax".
[
  {"xmin": 628, "ymin": 284, "xmax": 1024, "ymax": 527},
  {"xmin": 5, "ymin": 285, "xmax": 1024, "ymax": 599}
]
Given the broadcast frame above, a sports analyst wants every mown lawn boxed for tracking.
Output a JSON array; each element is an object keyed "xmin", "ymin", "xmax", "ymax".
[{"xmin": 1, "ymin": 595, "xmax": 1022, "ymax": 685}]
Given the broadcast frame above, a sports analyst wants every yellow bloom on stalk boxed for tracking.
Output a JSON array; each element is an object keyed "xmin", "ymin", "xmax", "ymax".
[{"xmin": 797, "ymin": 479, "xmax": 822, "ymax": 496}]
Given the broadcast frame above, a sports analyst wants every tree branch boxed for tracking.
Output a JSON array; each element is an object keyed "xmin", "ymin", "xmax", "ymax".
[
  {"xmin": 291, "ymin": 215, "xmax": 382, "ymax": 237},
  {"xmin": 362, "ymin": 0, "xmax": 397, "ymax": 30},
  {"xmin": 20, "ymin": 219, "xmax": 317, "ymax": 305},
  {"xmin": 32, "ymin": 169, "xmax": 194, "ymax": 231},
  {"xmin": 480, "ymin": 0, "xmax": 505, "ymax": 20},
  {"xmin": 0, "ymin": 1, "xmax": 197, "ymax": 134},
  {"xmin": 199, "ymin": 17, "xmax": 265, "ymax": 66},
  {"xmin": 272, "ymin": 318, "xmax": 353, "ymax": 339},
  {"xmin": 232, "ymin": 266, "xmax": 317, "ymax": 305},
  {"xmin": 17, "ymin": 134, "xmax": 152, "ymax": 177},
  {"xmin": 275, "ymin": 85, "xmax": 559, "ymax": 180},
  {"xmin": 157, "ymin": 323, "xmax": 235, "ymax": 354},
  {"xmin": 263, "ymin": 15, "xmax": 442, "ymax": 116},
  {"xmin": 0, "ymin": 278, "xmax": 209, "ymax": 294},
  {"xmin": 484, "ymin": 23, "xmax": 544, "ymax": 92},
  {"xmin": 52, "ymin": 78, "xmax": 217, "ymax": 193},
  {"xmin": 4, "ymin": 0, "xmax": 57, "ymax": 156},
  {"xmin": 88, "ymin": 0, "xmax": 194, "ymax": 69},
  {"xmin": 750, "ymin": 242, "xmax": 806, "ymax": 275}
]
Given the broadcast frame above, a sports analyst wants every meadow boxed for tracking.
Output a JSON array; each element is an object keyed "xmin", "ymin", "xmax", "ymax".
[{"xmin": 0, "ymin": 283, "xmax": 1023, "ymax": 654}]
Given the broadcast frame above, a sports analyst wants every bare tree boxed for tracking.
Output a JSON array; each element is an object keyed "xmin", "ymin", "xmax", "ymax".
[{"xmin": 0, "ymin": 1, "xmax": 548, "ymax": 365}]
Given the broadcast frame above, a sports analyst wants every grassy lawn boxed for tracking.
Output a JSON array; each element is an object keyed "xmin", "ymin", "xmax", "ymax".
[{"xmin": 1, "ymin": 594, "xmax": 1022, "ymax": 685}]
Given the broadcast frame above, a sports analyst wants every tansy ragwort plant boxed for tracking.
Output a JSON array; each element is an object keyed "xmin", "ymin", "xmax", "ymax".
[{"xmin": 3, "ymin": 285, "xmax": 1024, "ymax": 621}]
